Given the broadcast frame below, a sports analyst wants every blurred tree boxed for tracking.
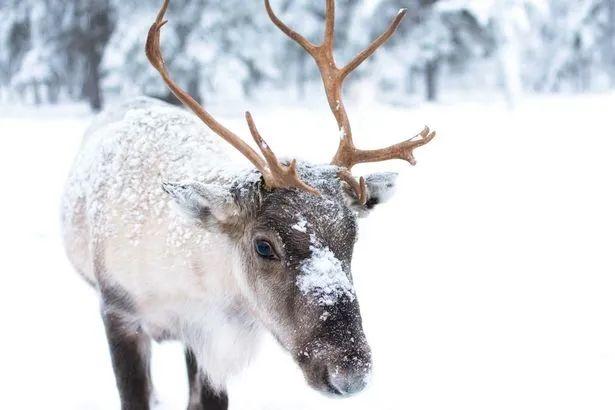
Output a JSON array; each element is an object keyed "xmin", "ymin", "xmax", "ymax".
[
  {"xmin": 434, "ymin": 0, "xmax": 539, "ymax": 105},
  {"xmin": 609, "ymin": 0, "xmax": 615, "ymax": 87},
  {"xmin": 0, "ymin": 0, "xmax": 115, "ymax": 108},
  {"xmin": 372, "ymin": 0, "xmax": 488, "ymax": 102},
  {"xmin": 1, "ymin": 0, "xmax": 614, "ymax": 109},
  {"xmin": 2, "ymin": 2, "xmax": 31, "ymax": 88},
  {"xmin": 0, "ymin": 1, "xmax": 31, "ymax": 101},
  {"xmin": 70, "ymin": 0, "xmax": 115, "ymax": 110},
  {"xmin": 528, "ymin": 0, "xmax": 615, "ymax": 92}
]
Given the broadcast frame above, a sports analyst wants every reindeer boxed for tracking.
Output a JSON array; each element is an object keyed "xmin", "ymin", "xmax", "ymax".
[{"xmin": 61, "ymin": 0, "xmax": 436, "ymax": 409}]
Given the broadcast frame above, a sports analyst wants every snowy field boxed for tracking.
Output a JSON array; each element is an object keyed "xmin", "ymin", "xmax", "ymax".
[{"xmin": 0, "ymin": 93, "xmax": 614, "ymax": 409}]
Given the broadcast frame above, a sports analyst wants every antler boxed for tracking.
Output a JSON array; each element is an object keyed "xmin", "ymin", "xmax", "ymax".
[
  {"xmin": 339, "ymin": 169, "xmax": 367, "ymax": 206},
  {"xmin": 146, "ymin": 0, "xmax": 318, "ymax": 194},
  {"xmin": 266, "ymin": 0, "xmax": 437, "ymax": 198}
]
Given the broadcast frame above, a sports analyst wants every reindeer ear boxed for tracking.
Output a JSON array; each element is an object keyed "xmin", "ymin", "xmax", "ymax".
[
  {"xmin": 364, "ymin": 172, "xmax": 398, "ymax": 208},
  {"xmin": 162, "ymin": 182, "xmax": 240, "ymax": 224},
  {"xmin": 344, "ymin": 172, "xmax": 398, "ymax": 215}
]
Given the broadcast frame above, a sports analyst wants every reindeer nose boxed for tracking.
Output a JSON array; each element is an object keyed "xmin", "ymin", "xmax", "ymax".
[
  {"xmin": 325, "ymin": 348, "xmax": 372, "ymax": 397},
  {"xmin": 327, "ymin": 362, "xmax": 370, "ymax": 396}
]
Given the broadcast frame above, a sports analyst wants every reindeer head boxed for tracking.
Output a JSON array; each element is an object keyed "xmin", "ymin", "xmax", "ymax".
[{"xmin": 148, "ymin": 0, "xmax": 436, "ymax": 397}]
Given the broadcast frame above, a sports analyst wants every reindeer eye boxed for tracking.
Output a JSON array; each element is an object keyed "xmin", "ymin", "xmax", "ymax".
[{"xmin": 254, "ymin": 240, "xmax": 277, "ymax": 260}]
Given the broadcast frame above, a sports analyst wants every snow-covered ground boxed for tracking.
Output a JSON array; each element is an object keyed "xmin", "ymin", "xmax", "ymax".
[{"xmin": 1, "ymin": 93, "xmax": 614, "ymax": 409}]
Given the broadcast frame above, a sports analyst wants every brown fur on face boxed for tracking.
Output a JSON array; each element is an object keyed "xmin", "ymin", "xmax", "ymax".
[
  {"xmin": 229, "ymin": 166, "xmax": 372, "ymax": 396},
  {"xmin": 164, "ymin": 164, "xmax": 397, "ymax": 396}
]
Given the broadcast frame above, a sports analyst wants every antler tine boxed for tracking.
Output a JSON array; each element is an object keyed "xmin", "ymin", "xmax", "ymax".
[
  {"xmin": 339, "ymin": 170, "xmax": 367, "ymax": 206},
  {"xmin": 353, "ymin": 126, "xmax": 437, "ymax": 167},
  {"xmin": 264, "ymin": 0, "xmax": 316, "ymax": 53},
  {"xmin": 324, "ymin": 0, "xmax": 335, "ymax": 48},
  {"xmin": 146, "ymin": 0, "xmax": 318, "ymax": 194},
  {"xmin": 340, "ymin": 9, "xmax": 407, "ymax": 80},
  {"xmin": 246, "ymin": 112, "xmax": 320, "ymax": 195}
]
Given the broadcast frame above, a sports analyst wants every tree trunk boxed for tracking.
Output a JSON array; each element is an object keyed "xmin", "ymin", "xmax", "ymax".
[
  {"xmin": 608, "ymin": 0, "xmax": 615, "ymax": 87},
  {"xmin": 78, "ymin": 1, "xmax": 115, "ymax": 111},
  {"xmin": 47, "ymin": 81, "xmax": 59, "ymax": 104},
  {"xmin": 406, "ymin": 66, "xmax": 416, "ymax": 95},
  {"xmin": 296, "ymin": 49, "xmax": 307, "ymax": 99},
  {"xmin": 188, "ymin": 74, "xmax": 202, "ymax": 104},
  {"xmin": 32, "ymin": 81, "xmax": 41, "ymax": 105},
  {"xmin": 425, "ymin": 60, "xmax": 439, "ymax": 102},
  {"xmin": 83, "ymin": 50, "xmax": 103, "ymax": 111}
]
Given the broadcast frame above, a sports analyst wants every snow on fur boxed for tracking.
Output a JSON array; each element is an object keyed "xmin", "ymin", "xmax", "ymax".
[
  {"xmin": 297, "ymin": 239, "xmax": 355, "ymax": 306},
  {"xmin": 292, "ymin": 214, "xmax": 308, "ymax": 232},
  {"xmin": 61, "ymin": 96, "xmax": 255, "ymax": 251}
]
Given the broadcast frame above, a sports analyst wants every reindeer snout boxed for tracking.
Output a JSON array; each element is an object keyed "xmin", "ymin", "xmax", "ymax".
[
  {"xmin": 326, "ymin": 358, "xmax": 371, "ymax": 396},
  {"xmin": 300, "ymin": 341, "xmax": 372, "ymax": 397},
  {"xmin": 294, "ymin": 300, "xmax": 372, "ymax": 397}
]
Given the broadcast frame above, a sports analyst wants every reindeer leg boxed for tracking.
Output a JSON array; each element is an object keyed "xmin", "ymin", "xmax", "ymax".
[
  {"xmin": 185, "ymin": 347, "xmax": 229, "ymax": 410},
  {"xmin": 101, "ymin": 308, "xmax": 153, "ymax": 410}
]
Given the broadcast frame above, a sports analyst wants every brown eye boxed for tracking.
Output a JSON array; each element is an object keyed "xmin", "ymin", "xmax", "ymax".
[{"xmin": 254, "ymin": 240, "xmax": 277, "ymax": 260}]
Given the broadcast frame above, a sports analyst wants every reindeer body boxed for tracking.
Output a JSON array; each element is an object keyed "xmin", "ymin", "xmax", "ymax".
[
  {"xmin": 61, "ymin": 1, "xmax": 436, "ymax": 409},
  {"xmin": 62, "ymin": 97, "xmax": 262, "ymax": 390}
]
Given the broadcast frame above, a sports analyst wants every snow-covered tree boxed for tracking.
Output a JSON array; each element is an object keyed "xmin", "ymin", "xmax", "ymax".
[
  {"xmin": 1, "ymin": 0, "xmax": 614, "ymax": 109},
  {"xmin": 533, "ymin": 0, "xmax": 615, "ymax": 92},
  {"xmin": 368, "ymin": 0, "xmax": 489, "ymax": 102},
  {"xmin": 0, "ymin": 0, "xmax": 115, "ymax": 108}
]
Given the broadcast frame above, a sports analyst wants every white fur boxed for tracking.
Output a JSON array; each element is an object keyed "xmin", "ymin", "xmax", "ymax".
[
  {"xmin": 365, "ymin": 172, "xmax": 398, "ymax": 204},
  {"xmin": 61, "ymin": 97, "xmax": 262, "ymax": 388}
]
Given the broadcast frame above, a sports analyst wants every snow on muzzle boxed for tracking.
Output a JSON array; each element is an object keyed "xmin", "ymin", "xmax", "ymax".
[{"xmin": 294, "ymin": 244, "xmax": 372, "ymax": 397}]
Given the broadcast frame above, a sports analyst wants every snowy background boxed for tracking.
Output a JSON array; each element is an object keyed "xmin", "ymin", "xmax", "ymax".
[
  {"xmin": 1, "ymin": 0, "xmax": 615, "ymax": 409},
  {"xmin": 2, "ymin": 0, "xmax": 615, "ymax": 108}
]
